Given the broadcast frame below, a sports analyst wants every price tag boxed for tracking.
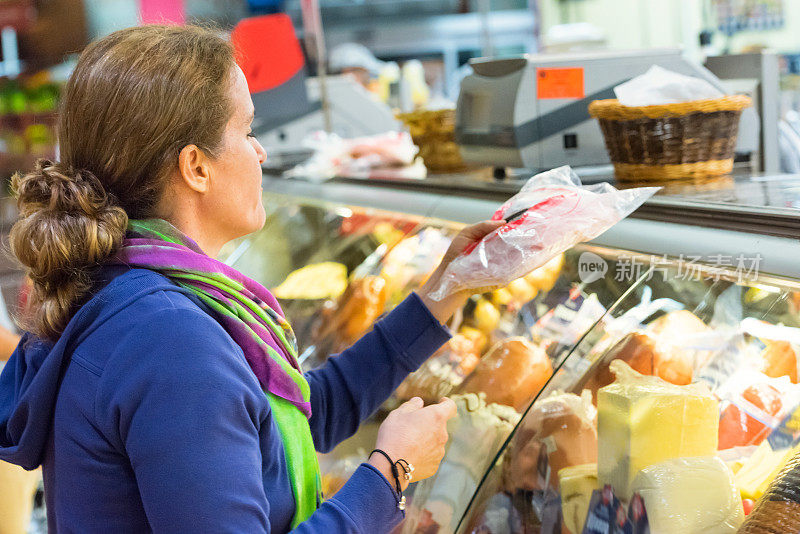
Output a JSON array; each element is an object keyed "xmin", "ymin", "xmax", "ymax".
[{"xmin": 537, "ymin": 67, "xmax": 585, "ymax": 100}]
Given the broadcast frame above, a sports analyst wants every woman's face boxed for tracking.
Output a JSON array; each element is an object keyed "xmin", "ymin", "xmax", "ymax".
[{"xmin": 204, "ymin": 65, "xmax": 267, "ymax": 245}]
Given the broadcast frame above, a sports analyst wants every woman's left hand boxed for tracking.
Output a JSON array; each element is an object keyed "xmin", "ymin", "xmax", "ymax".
[{"xmin": 417, "ymin": 220, "xmax": 506, "ymax": 325}]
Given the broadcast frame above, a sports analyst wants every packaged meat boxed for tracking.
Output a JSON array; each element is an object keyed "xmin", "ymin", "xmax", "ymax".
[
  {"xmin": 630, "ymin": 456, "xmax": 743, "ymax": 534},
  {"xmin": 597, "ymin": 360, "xmax": 719, "ymax": 499},
  {"xmin": 427, "ymin": 166, "xmax": 657, "ymax": 300},
  {"xmin": 458, "ymin": 337, "xmax": 553, "ymax": 412},
  {"xmin": 379, "ymin": 228, "xmax": 452, "ymax": 305},
  {"xmin": 502, "ymin": 390, "xmax": 597, "ymax": 493},
  {"xmin": 761, "ymin": 341, "xmax": 798, "ymax": 383},
  {"xmin": 738, "ymin": 448, "xmax": 800, "ymax": 533},
  {"xmin": 740, "ymin": 318, "xmax": 800, "ymax": 383},
  {"xmin": 313, "ymin": 275, "xmax": 388, "ymax": 354},
  {"xmin": 395, "ymin": 329, "xmax": 486, "ymax": 403},
  {"xmin": 578, "ymin": 311, "xmax": 712, "ymax": 401},
  {"xmin": 718, "ymin": 382, "xmax": 784, "ymax": 450},
  {"xmin": 402, "ymin": 393, "xmax": 520, "ymax": 534}
]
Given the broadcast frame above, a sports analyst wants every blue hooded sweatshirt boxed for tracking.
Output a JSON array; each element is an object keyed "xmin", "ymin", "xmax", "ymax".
[{"xmin": 0, "ymin": 266, "xmax": 450, "ymax": 533}]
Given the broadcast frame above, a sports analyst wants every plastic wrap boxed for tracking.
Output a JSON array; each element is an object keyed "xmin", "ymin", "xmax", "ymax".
[
  {"xmin": 379, "ymin": 228, "xmax": 452, "ymax": 305},
  {"xmin": 502, "ymin": 390, "xmax": 597, "ymax": 493},
  {"xmin": 631, "ymin": 456, "xmax": 743, "ymax": 534},
  {"xmin": 458, "ymin": 337, "xmax": 553, "ymax": 412},
  {"xmin": 559, "ymin": 463, "xmax": 598, "ymax": 534},
  {"xmin": 614, "ymin": 65, "xmax": 724, "ymax": 106},
  {"xmin": 579, "ymin": 311, "xmax": 714, "ymax": 401},
  {"xmin": 597, "ymin": 360, "xmax": 719, "ymax": 499},
  {"xmin": 313, "ymin": 275, "xmax": 387, "ymax": 355},
  {"xmin": 717, "ymin": 376, "xmax": 800, "ymax": 450},
  {"xmin": 738, "ymin": 448, "xmax": 800, "ymax": 533},
  {"xmin": 402, "ymin": 393, "xmax": 520, "ymax": 534},
  {"xmin": 428, "ymin": 166, "xmax": 657, "ymax": 300},
  {"xmin": 395, "ymin": 329, "xmax": 486, "ymax": 404}
]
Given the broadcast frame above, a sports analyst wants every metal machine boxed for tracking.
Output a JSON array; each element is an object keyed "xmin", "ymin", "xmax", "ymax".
[{"xmin": 455, "ymin": 49, "xmax": 760, "ymax": 171}]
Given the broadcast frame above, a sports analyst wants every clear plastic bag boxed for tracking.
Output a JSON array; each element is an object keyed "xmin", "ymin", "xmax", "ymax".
[
  {"xmin": 630, "ymin": 456, "xmax": 743, "ymax": 534},
  {"xmin": 428, "ymin": 167, "xmax": 658, "ymax": 300}
]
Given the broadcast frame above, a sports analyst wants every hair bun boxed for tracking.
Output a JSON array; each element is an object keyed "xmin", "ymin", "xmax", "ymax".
[{"xmin": 10, "ymin": 158, "xmax": 129, "ymax": 339}]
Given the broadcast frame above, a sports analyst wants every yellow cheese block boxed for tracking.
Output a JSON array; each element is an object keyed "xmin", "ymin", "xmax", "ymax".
[
  {"xmin": 559, "ymin": 463, "xmax": 598, "ymax": 534},
  {"xmin": 0, "ymin": 460, "xmax": 39, "ymax": 534},
  {"xmin": 597, "ymin": 361, "xmax": 719, "ymax": 499},
  {"xmin": 631, "ymin": 456, "xmax": 743, "ymax": 534},
  {"xmin": 734, "ymin": 441, "xmax": 800, "ymax": 501}
]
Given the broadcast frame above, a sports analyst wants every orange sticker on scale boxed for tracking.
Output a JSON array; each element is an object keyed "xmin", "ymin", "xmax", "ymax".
[{"xmin": 537, "ymin": 67, "xmax": 585, "ymax": 99}]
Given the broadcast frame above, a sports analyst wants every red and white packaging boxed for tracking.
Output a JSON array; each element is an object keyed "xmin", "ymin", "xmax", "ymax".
[{"xmin": 428, "ymin": 166, "xmax": 658, "ymax": 300}]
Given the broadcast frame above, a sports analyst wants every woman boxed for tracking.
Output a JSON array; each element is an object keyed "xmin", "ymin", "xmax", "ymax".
[{"xmin": 0, "ymin": 25, "xmax": 503, "ymax": 533}]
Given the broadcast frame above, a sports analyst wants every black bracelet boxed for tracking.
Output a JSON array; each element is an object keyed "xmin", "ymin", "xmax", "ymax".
[{"xmin": 370, "ymin": 449, "xmax": 408, "ymax": 511}]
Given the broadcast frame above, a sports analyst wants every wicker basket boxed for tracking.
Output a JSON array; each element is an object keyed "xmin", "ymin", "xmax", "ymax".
[
  {"xmin": 396, "ymin": 109, "xmax": 467, "ymax": 173},
  {"xmin": 588, "ymin": 95, "xmax": 752, "ymax": 183}
]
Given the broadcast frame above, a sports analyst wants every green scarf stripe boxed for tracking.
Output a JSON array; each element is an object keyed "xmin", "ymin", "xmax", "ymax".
[
  {"xmin": 170, "ymin": 271, "xmax": 297, "ymax": 359},
  {"xmin": 268, "ymin": 393, "xmax": 321, "ymax": 529},
  {"xmin": 128, "ymin": 220, "xmax": 186, "ymax": 246}
]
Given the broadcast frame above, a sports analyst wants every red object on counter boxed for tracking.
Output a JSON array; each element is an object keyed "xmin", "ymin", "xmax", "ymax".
[{"xmin": 718, "ymin": 383, "xmax": 783, "ymax": 450}]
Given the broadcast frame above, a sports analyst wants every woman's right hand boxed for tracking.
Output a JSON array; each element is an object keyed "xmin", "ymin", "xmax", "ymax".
[{"xmin": 369, "ymin": 397, "xmax": 457, "ymax": 490}]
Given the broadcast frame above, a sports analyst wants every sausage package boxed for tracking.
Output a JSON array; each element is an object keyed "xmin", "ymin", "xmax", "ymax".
[{"xmin": 428, "ymin": 166, "xmax": 658, "ymax": 300}]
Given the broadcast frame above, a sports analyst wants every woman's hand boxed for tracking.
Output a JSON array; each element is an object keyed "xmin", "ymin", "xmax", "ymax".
[
  {"xmin": 417, "ymin": 220, "xmax": 506, "ymax": 325},
  {"xmin": 369, "ymin": 396, "xmax": 457, "ymax": 491}
]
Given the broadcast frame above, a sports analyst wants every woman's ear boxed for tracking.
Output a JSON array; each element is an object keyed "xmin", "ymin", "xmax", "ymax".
[{"xmin": 177, "ymin": 144, "xmax": 212, "ymax": 193}]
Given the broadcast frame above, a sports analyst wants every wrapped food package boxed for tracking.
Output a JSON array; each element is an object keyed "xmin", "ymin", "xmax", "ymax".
[
  {"xmin": 379, "ymin": 228, "xmax": 452, "ymax": 305},
  {"xmin": 314, "ymin": 275, "xmax": 388, "ymax": 353},
  {"xmin": 502, "ymin": 390, "xmax": 597, "ymax": 493},
  {"xmin": 458, "ymin": 337, "xmax": 553, "ymax": 412},
  {"xmin": 402, "ymin": 393, "xmax": 520, "ymax": 534},
  {"xmin": 395, "ymin": 329, "xmax": 486, "ymax": 403},
  {"xmin": 761, "ymin": 341, "xmax": 799, "ymax": 383},
  {"xmin": 581, "ymin": 311, "xmax": 710, "ymax": 401},
  {"xmin": 559, "ymin": 463, "xmax": 598, "ymax": 534},
  {"xmin": 272, "ymin": 262, "xmax": 348, "ymax": 300},
  {"xmin": 739, "ymin": 448, "xmax": 800, "ymax": 533},
  {"xmin": 631, "ymin": 456, "xmax": 743, "ymax": 534},
  {"xmin": 718, "ymin": 381, "xmax": 784, "ymax": 450},
  {"xmin": 428, "ymin": 166, "xmax": 657, "ymax": 300},
  {"xmin": 597, "ymin": 360, "xmax": 719, "ymax": 499},
  {"xmin": 0, "ymin": 460, "xmax": 39, "ymax": 534}
]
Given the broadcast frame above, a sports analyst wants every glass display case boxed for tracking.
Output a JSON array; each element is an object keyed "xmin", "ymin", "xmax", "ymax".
[{"xmin": 228, "ymin": 176, "xmax": 800, "ymax": 534}]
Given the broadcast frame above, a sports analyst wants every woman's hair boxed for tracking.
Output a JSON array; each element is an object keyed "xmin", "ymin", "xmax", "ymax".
[{"xmin": 10, "ymin": 24, "xmax": 236, "ymax": 340}]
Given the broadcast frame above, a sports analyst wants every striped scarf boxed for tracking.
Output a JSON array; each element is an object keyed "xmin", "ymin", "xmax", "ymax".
[{"xmin": 115, "ymin": 219, "xmax": 320, "ymax": 528}]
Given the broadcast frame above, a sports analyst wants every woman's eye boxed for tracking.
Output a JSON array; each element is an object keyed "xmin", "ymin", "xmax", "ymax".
[{"xmin": 247, "ymin": 132, "xmax": 256, "ymax": 138}]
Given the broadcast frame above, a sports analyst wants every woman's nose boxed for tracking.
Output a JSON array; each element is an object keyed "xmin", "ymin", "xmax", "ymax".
[{"xmin": 255, "ymin": 139, "xmax": 267, "ymax": 164}]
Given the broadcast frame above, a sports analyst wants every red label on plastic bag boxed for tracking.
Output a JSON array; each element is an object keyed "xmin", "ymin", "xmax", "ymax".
[{"xmin": 537, "ymin": 67, "xmax": 585, "ymax": 99}]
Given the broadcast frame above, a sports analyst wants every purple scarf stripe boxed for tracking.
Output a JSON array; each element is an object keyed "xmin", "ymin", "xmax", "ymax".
[{"xmin": 188, "ymin": 279, "xmax": 301, "ymax": 373}]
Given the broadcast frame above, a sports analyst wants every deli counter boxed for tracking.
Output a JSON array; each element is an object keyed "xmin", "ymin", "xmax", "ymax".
[{"xmin": 223, "ymin": 173, "xmax": 800, "ymax": 534}]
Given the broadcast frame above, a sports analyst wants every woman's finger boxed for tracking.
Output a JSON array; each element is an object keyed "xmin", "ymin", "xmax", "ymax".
[
  {"xmin": 460, "ymin": 220, "xmax": 505, "ymax": 242},
  {"xmin": 395, "ymin": 396, "xmax": 424, "ymax": 413}
]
